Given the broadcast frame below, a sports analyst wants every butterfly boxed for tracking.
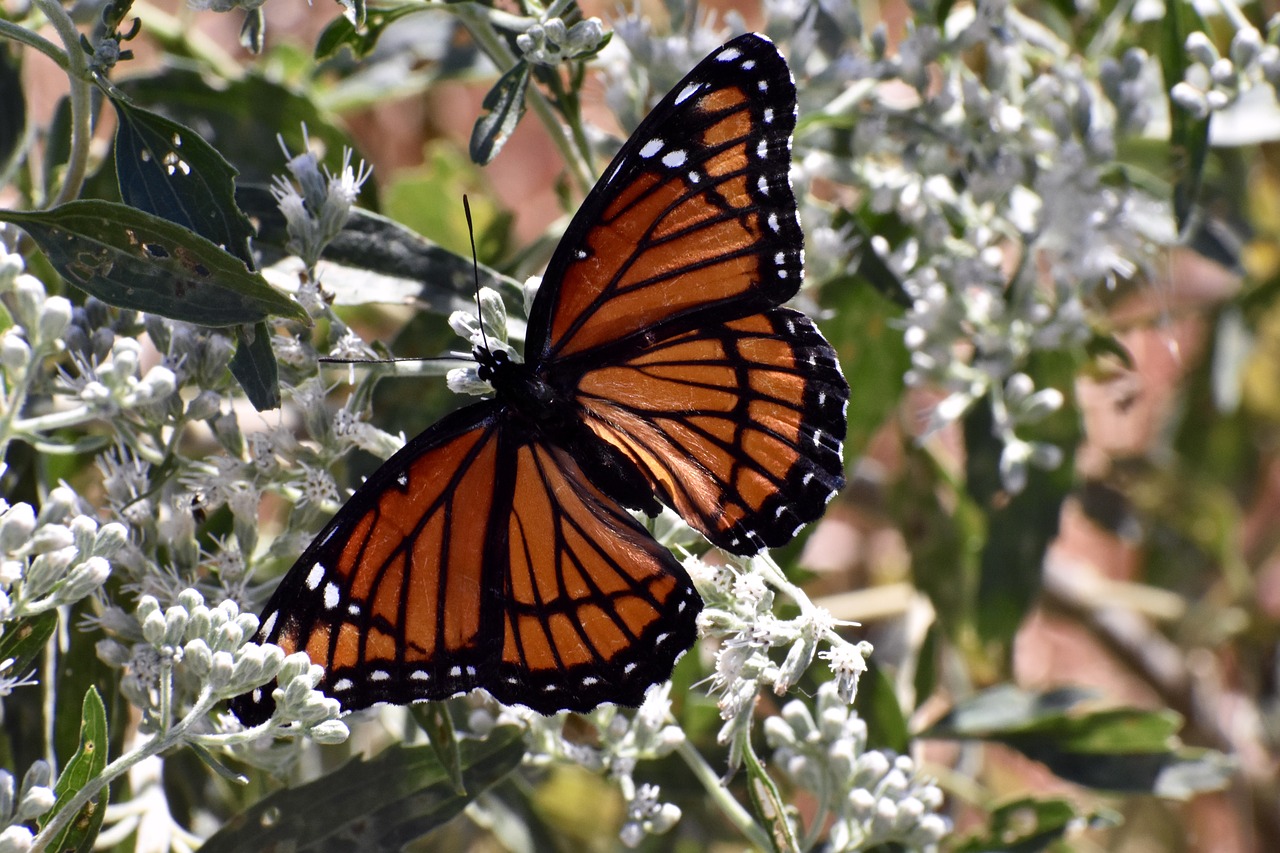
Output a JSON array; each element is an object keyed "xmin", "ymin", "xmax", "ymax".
[{"xmin": 230, "ymin": 32, "xmax": 848, "ymax": 725}]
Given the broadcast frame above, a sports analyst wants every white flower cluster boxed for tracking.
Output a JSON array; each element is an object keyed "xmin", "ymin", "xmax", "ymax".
[
  {"xmin": 0, "ymin": 491, "xmax": 123, "ymax": 623},
  {"xmin": 270, "ymin": 135, "xmax": 372, "ymax": 272},
  {"xmin": 765, "ymin": 682, "xmax": 950, "ymax": 852},
  {"xmin": 1173, "ymin": 19, "xmax": 1280, "ymax": 119},
  {"xmin": 690, "ymin": 553, "xmax": 873, "ymax": 762},
  {"xmin": 517, "ymin": 17, "xmax": 609, "ymax": 66},
  {"xmin": 472, "ymin": 683, "xmax": 687, "ymax": 848},
  {"xmin": 775, "ymin": 0, "xmax": 1170, "ymax": 491},
  {"xmin": 0, "ymin": 762, "xmax": 56, "ymax": 853},
  {"xmin": 94, "ymin": 589, "xmax": 345, "ymax": 742}
]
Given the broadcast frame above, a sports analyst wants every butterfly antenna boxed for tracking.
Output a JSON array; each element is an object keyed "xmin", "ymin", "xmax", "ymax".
[{"xmin": 463, "ymin": 195, "xmax": 492, "ymax": 358}]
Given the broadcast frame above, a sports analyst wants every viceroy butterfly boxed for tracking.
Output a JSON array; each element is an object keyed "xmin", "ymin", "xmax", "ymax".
[{"xmin": 231, "ymin": 32, "xmax": 849, "ymax": 724}]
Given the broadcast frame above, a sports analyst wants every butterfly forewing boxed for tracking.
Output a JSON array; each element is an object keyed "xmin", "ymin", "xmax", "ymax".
[
  {"xmin": 575, "ymin": 309, "xmax": 847, "ymax": 554},
  {"xmin": 231, "ymin": 406, "xmax": 506, "ymax": 725},
  {"xmin": 528, "ymin": 33, "xmax": 804, "ymax": 363}
]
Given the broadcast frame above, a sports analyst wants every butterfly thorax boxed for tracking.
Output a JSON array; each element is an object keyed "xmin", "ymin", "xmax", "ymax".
[{"xmin": 476, "ymin": 347, "xmax": 572, "ymax": 434}]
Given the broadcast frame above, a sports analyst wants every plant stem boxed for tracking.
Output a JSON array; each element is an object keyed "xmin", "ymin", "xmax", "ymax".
[
  {"xmin": 676, "ymin": 737, "xmax": 773, "ymax": 851},
  {"xmin": 0, "ymin": 18, "xmax": 69, "ymax": 70},
  {"xmin": 30, "ymin": 0, "xmax": 93, "ymax": 206},
  {"xmin": 31, "ymin": 687, "xmax": 216, "ymax": 853}
]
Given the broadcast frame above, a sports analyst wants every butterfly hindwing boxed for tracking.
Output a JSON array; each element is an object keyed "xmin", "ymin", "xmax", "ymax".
[
  {"xmin": 574, "ymin": 308, "xmax": 847, "ymax": 554},
  {"xmin": 527, "ymin": 33, "xmax": 803, "ymax": 363},
  {"xmin": 490, "ymin": 439, "xmax": 700, "ymax": 711}
]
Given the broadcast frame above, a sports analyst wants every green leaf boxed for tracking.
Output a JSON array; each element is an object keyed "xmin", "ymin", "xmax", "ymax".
[
  {"xmin": 953, "ymin": 796, "xmax": 1121, "ymax": 853},
  {"xmin": 852, "ymin": 658, "xmax": 910, "ymax": 754},
  {"xmin": 40, "ymin": 688, "xmax": 108, "ymax": 853},
  {"xmin": 470, "ymin": 61, "xmax": 530, "ymax": 166},
  {"xmin": 925, "ymin": 685, "xmax": 1234, "ymax": 797},
  {"xmin": 315, "ymin": 4, "xmax": 420, "ymax": 60},
  {"xmin": 742, "ymin": 735, "xmax": 800, "ymax": 853},
  {"xmin": 0, "ymin": 611, "xmax": 56, "ymax": 678},
  {"xmin": 228, "ymin": 322, "xmax": 281, "ymax": 411},
  {"xmin": 820, "ymin": 278, "xmax": 909, "ymax": 461},
  {"xmin": 0, "ymin": 44, "xmax": 25, "ymax": 171},
  {"xmin": 111, "ymin": 97, "xmax": 256, "ymax": 267},
  {"xmin": 238, "ymin": 184, "xmax": 521, "ymax": 314},
  {"xmin": 201, "ymin": 727, "xmax": 525, "ymax": 852},
  {"xmin": 117, "ymin": 71, "xmax": 361, "ymax": 192},
  {"xmin": 0, "ymin": 201, "xmax": 308, "ymax": 327},
  {"xmin": 410, "ymin": 703, "xmax": 466, "ymax": 796}
]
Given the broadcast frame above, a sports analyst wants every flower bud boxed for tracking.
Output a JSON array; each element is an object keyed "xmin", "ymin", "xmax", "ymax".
[
  {"xmin": 12, "ymin": 275, "xmax": 46, "ymax": 329},
  {"xmin": 56, "ymin": 556, "xmax": 111, "ymax": 604},
  {"xmin": 37, "ymin": 297, "xmax": 72, "ymax": 345},
  {"xmin": 183, "ymin": 639, "xmax": 212, "ymax": 678},
  {"xmin": 0, "ymin": 331, "xmax": 30, "ymax": 375},
  {"xmin": 307, "ymin": 718, "xmax": 349, "ymax": 744},
  {"xmin": 141, "ymin": 609, "xmax": 168, "ymax": 646},
  {"xmin": 0, "ymin": 503, "xmax": 36, "ymax": 556}
]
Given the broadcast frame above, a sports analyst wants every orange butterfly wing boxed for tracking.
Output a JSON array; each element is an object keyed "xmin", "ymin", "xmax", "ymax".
[
  {"xmin": 231, "ymin": 404, "xmax": 698, "ymax": 723},
  {"xmin": 574, "ymin": 309, "xmax": 846, "ymax": 553},
  {"xmin": 527, "ymin": 34, "xmax": 804, "ymax": 364}
]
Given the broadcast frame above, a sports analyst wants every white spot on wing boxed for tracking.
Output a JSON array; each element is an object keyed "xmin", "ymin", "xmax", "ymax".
[
  {"xmin": 662, "ymin": 149, "xmax": 687, "ymax": 168},
  {"xmin": 347, "ymin": 603, "xmax": 361, "ymax": 617},
  {"xmin": 370, "ymin": 670, "xmax": 389, "ymax": 682},
  {"xmin": 718, "ymin": 47, "xmax": 742, "ymax": 62},
  {"xmin": 768, "ymin": 212, "xmax": 780, "ymax": 232},
  {"xmin": 675, "ymin": 82, "xmax": 702, "ymax": 105},
  {"xmin": 582, "ymin": 676, "xmax": 599, "ymax": 686},
  {"xmin": 639, "ymin": 138, "xmax": 664, "ymax": 158},
  {"xmin": 305, "ymin": 563, "xmax": 324, "ymax": 590},
  {"xmin": 261, "ymin": 611, "xmax": 277, "ymax": 638},
  {"xmin": 764, "ymin": 107, "xmax": 774, "ymax": 124},
  {"xmin": 624, "ymin": 662, "xmax": 638, "ymax": 674},
  {"xmin": 333, "ymin": 678, "xmax": 354, "ymax": 692},
  {"xmin": 411, "ymin": 670, "xmax": 429, "ymax": 681},
  {"xmin": 323, "ymin": 582, "xmax": 340, "ymax": 610},
  {"xmin": 450, "ymin": 665, "xmax": 462, "ymax": 677}
]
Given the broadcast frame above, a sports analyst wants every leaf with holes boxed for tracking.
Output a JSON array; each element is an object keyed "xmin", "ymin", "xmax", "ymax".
[
  {"xmin": 0, "ymin": 201, "xmax": 308, "ymax": 327},
  {"xmin": 470, "ymin": 61, "xmax": 530, "ymax": 166},
  {"xmin": 112, "ymin": 97, "xmax": 256, "ymax": 266}
]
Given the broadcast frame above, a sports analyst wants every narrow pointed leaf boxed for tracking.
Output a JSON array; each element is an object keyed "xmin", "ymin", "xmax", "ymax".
[
  {"xmin": 0, "ymin": 201, "xmax": 307, "ymax": 327},
  {"xmin": 470, "ymin": 61, "xmax": 530, "ymax": 166},
  {"xmin": 228, "ymin": 321, "xmax": 281, "ymax": 411},
  {"xmin": 0, "ymin": 611, "xmax": 57, "ymax": 678},
  {"xmin": 112, "ymin": 97, "xmax": 256, "ymax": 266},
  {"xmin": 410, "ymin": 703, "xmax": 465, "ymax": 796},
  {"xmin": 39, "ymin": 688, "xmax": 108, "ymax": 853},
  {"xmin": 200, "ymin": 727, "xmax": 524, "ymax": 852}
]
